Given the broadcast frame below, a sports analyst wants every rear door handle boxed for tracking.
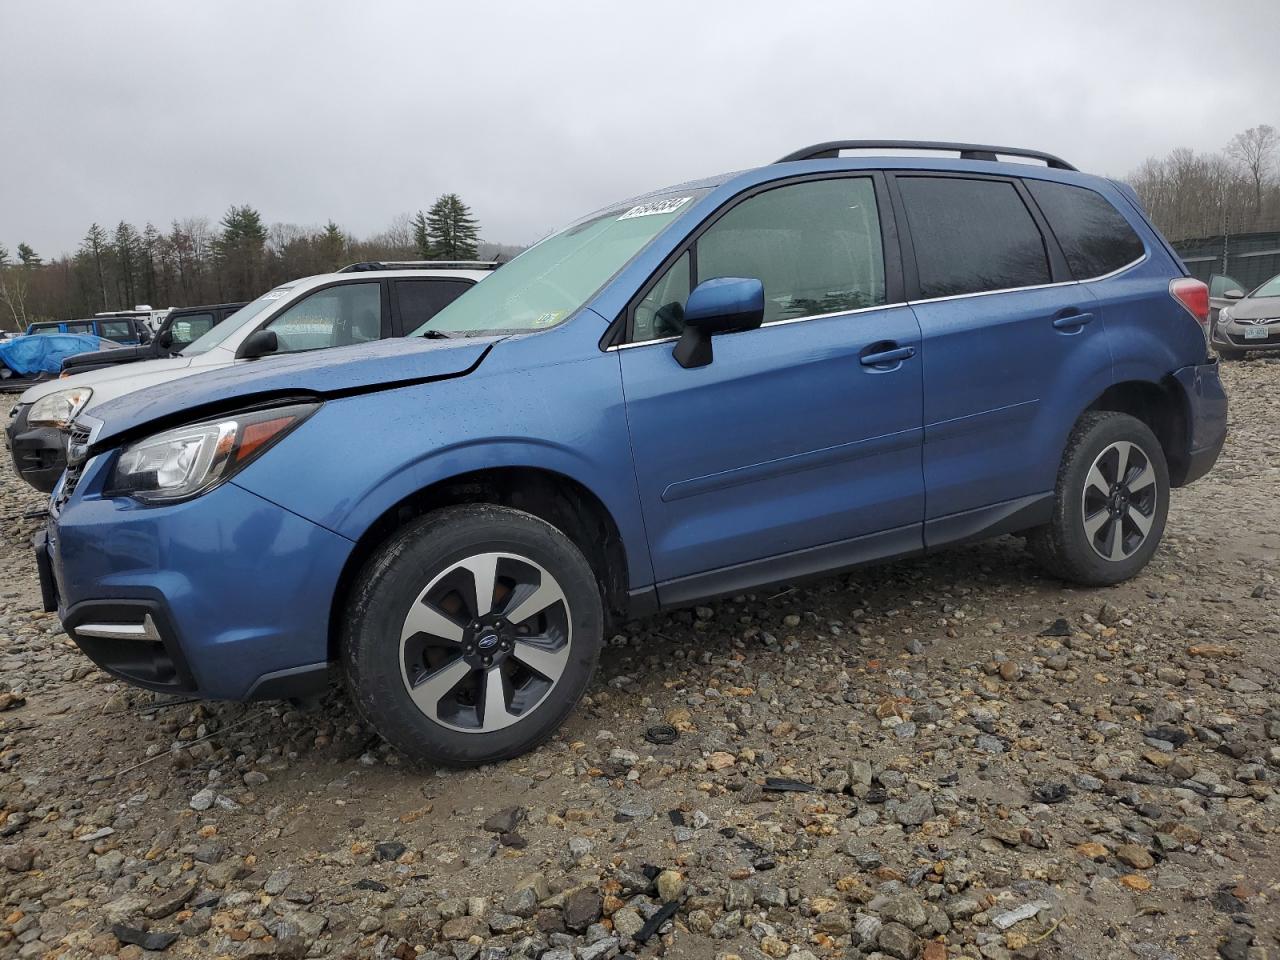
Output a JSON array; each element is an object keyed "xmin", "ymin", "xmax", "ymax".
[
  {"xmin": 1052, "ymin": 311, "xmax": 1095, "ymax": 330},
  {"xmin": 860, "ymin": 344, "xmax": 916, "ymax": 367}
]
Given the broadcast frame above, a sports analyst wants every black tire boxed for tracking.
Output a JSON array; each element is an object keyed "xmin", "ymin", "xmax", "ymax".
[
  {"xmin": 1027, "ymin": 412, "xmax": 1169, "ymax": 587},
  {"xmin": 342, "ymin": 504, "xmax": 603, "ymax": 766},
  {"xmin": 1216, "ymin": 346, "xmax": 1246, "ymax": 361}
]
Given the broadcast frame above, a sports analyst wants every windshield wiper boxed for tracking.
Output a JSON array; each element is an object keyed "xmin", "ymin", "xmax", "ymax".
[{"xmin": 421, "ymin": 330, "xmax": 456, "ymax": 339}]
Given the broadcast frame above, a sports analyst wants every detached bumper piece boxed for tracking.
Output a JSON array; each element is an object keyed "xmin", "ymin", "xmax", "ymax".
[{"xmin": 62, "ymin": 600, "xmax": 197, "ymax": 694}]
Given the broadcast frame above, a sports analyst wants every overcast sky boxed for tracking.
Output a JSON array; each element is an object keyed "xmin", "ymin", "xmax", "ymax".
[{"xmin": 2, "ymin": 0, "xmax": 1277, "ymax": 259}]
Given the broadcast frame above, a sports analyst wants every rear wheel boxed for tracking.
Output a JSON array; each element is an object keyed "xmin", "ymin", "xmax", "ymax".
[
  {"xmin": 342, "ymin": 505, "xmax": 603, "ymax": 766},
  {"xmin": 1028, "ymin": 412, "xmax": 1169, "ymax": 586}
]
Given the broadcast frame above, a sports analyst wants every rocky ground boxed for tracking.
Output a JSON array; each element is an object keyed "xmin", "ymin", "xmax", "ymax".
[{"xmin": 2, "ymin": 360, "xmax": 1279, "ymax": 960}]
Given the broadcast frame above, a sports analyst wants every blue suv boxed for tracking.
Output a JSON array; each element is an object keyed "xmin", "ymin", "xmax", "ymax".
[{"xmin": 38, "ymin": 141, "xmax": 1227, "ymax": 765}]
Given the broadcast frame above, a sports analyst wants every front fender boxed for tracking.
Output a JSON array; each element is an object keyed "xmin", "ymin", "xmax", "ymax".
[{"xmin": 232, "ymin": 339, "xmax": 654, "ymax": 589}]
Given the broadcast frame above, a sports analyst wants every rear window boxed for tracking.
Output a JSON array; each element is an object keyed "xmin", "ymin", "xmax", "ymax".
[
  {"xmin": 97, "ymin": 320, "xmax": 134, "ymax": 341},
  {"xmin": 1025, "ymin": 179, "xmax": 1144, "ymax": 279},
  {"xmin": 898, "ymin": 176, "xmax": 1051, "ymax": 298}
]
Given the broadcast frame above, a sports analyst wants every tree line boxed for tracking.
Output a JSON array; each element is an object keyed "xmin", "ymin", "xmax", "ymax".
[
  {"xmin": 0, "ymin": 193, "xmax": 504, "ymax": 330},
  {"xmin": 1125, "ymin": 124, "xmax": 1279, "ymax": 242}
]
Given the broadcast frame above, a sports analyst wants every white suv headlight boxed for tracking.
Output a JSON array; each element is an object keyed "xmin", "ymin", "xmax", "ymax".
[
  {"xmin": 1219, "ymin": 307, "xmax": 1231, "ymax": 323},
  {"xmin": 107, "ymin": 402, "xmax": 319, "ymax": 503},
  {"xmin": 29, "ymin": 387, "xmax": 93, "ymax": 428}
]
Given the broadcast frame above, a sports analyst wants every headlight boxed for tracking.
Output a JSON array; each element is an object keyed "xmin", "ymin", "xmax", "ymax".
[
  {"xmin": 107, "ymin": 402, "xmax": 319, "ymax": 503},
  {"xmin": 29, "ymin": 387, "xmax": 93, "ymax": 428},
  {"xmin": 1219, "ymin": 307, "xmax": 1230, "ymax": 323}
]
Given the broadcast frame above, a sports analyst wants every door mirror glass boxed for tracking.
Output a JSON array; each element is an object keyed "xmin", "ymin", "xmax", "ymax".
[
  {"xmin": 674, "ymin": 277, "xmax": 764, "ymax": 369},
  {"xmin": 156, "ymin": 329, "xmax": 173, "ymax": 350}
]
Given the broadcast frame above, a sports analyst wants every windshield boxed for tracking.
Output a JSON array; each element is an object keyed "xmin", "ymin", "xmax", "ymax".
[
  {"xmin": 412, "ymin": 190, "xmax": 708, "ymax": 336},
  {"xmin": 181, "ymin": 286, "xmax": 295, "ymax": 355},
  {"xmin": 1251, "ymin": 272, "xmax": 1280, "ymax": 299}
]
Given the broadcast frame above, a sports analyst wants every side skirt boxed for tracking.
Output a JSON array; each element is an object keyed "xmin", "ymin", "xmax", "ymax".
[{"xmin": 635, "ymin": 492, "xmax": 1055, "ymax": 615}]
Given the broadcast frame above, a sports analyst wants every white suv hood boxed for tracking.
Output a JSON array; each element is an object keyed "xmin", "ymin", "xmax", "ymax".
[{"xmin": 18, "ymin": 350, "xmax": 233, "ymax": 409}]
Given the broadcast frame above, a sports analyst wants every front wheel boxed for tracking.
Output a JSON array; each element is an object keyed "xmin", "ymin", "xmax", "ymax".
[
  {"xmin": 1216, "ymin": 345, "xmax": 1246, "ymax": 361},
  {"xmin": 1027, "ymin": 412, "xmax": 1169, "ymax": 587},
  {"xmin": 342, "ymin": 505, "xmax": 603, "ymax": 766}
]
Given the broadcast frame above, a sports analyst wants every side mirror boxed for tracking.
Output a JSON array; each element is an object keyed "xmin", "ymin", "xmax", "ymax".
[
  {"xmin": 1224, "ymin": 289, "xmax": 1245, "ymax": 300},
  {"xmin": 156, "ymin": 329, "xmax": 173, "ymax": 350},
  {"xmin": 239, "ymin": 329, "xmax": 278, "ymax": 360},
  {"xmin": 673, "ymin": 277, "xmax": 765, "ymax": 369}
]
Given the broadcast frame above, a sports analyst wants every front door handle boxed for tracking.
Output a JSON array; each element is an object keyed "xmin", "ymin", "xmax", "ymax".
[
  {"xmin": 860, "ymin": 344, "xmax": 916, "ymax": 368},
  {"xmin": 1052, "ymin": 311, "xmax": 1095, "ymax": 330}
]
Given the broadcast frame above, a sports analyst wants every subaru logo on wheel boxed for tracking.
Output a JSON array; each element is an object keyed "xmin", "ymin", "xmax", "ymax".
[{"xmin": 477, "ymin": 633, "xmax": 499, "ymax": 650}]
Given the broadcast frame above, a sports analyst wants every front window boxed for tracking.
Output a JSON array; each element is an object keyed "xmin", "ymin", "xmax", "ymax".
[
  {"xmin": 412, "ymin": 190, "xmax": 709, "ymax": 336},
  {"xmin": 181, "ymin": 286, "xmax": 296, "ymax": 355},
  {"xmin": 97, "ymin": 320, "xmax": 134, "ymax": 341},
  {"xmin": 169, "ymin": 313, "xmax": 215, "ymax": 348},
  {"xmin": 632, "ymin": 177, "xmax": 886, "ymax": 343},
  {"xmin": 1251, "ymin": 272, "xmax": 1280, "ymax": 298},
  {"xmin": 64, "ymin": 321, "xmax": 94, "ymax": 336},
  {"xmin": 264, "ymin": 282, "xmax": 382, "ymax": 352}
]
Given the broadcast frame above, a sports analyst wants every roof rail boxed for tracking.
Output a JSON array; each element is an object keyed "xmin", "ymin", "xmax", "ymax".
[
  {"xmin": 337, "ymin": 260, "xmax": 500, "ymax": 274},
  {"xmin": 776, "ymin": 140, "xmax": 1077, "ymax": 171}
]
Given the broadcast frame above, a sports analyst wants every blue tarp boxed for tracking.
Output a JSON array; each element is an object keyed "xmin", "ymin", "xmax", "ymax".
[{"xmin": 0, "ymin": 334, "xmax": 112, "ymax": 376}]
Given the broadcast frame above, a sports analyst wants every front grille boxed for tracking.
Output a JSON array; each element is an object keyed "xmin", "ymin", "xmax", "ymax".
[
  {"xmin": 66, "ymin": 425, "xmax": 92, "ymax": 465},
  {"xmin": 53, "ymin": 462, "xmax": 84, "ymax": 510}
]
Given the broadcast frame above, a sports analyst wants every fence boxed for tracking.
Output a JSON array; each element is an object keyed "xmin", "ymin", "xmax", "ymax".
[{"xmin": 1172, "ymin": 230, "xmax": 1280, "ymax": 291}]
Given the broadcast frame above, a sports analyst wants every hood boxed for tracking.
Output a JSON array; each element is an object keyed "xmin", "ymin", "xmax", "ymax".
[
  {"xmin": 60, "ymin": 343, "xmax": 157, "ymax": 371},
  {"xmin": 84, "ymin": 334, "xmax": 499, "ymax": 447},
  {"xmin": 1226, "ymin": 295, "xmax": 1280, "ymax": 321},
  {"xmin": 20, "ymin": 355, "xmax": 196, "ymax": 404}
]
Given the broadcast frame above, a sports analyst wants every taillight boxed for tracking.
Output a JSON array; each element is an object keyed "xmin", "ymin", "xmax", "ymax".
[{"xmin": 1169, "ymin": 277, "xmax": 1210, "ymax": 353}]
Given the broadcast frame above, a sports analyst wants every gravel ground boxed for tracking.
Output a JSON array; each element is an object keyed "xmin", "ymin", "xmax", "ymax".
[{"xmin": 2, "ymin": 360, "xmax": 1278, "ymax": 960}]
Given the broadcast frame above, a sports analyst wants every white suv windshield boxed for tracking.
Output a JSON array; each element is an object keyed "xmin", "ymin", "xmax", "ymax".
[
  {"xmin": 412, "ymin": 191, "xmax": 708, "ymax": 336},
  {"xmin": 1252, "ymin": 273, "xmax": 1280, "ymax": 298},
  {"xmin": 181, "ymin": 286, "xmax": 296, "ymax": 355}
]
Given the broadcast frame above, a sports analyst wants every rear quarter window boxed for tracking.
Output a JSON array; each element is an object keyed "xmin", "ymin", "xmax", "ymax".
[
  {"xmin": 897, "ymin": 176, "xmax": 1051, "ymax": 298},
  {"xmin": 1025, "ymin": 179, "xmax": 1144, "ymax": 279}
]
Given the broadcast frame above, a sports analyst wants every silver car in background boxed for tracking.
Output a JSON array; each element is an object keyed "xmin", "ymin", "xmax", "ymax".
[{"xmin": 1210, "ymin": 271, "xmax": 1280, "ymax": 359}]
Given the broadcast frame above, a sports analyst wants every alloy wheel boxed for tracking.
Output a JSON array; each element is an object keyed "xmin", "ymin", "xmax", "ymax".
[
  {"xmin": 398, "ymin": 552, "xmax": 571, "ymax": 732},
  {"xmin": 1081, "ymin": 440, "xmax": 1158, "ymax": 562}
]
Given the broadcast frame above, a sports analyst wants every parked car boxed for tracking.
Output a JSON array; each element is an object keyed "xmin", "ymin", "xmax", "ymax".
[
  {"xmin": 8, "ymin": 263, "xmax": 494, "ymax": 492},
  {"xmin": 0, "ymin": 334, "xmax": 126, "ymax": 395},
  {"xmin": 37, "ymin": 141, "xmax": 1226, "ymax": 766},
  {"xmin": 1209, "ymin": 271, "xmax": 1280, "ymax": 359},
  {"xmin": 24, "ymin": 315, "xmax": 152, "ymax": 345},
  {"xmin": 58, "ymin": 302, "xmax": 248, "ymax": 377}
]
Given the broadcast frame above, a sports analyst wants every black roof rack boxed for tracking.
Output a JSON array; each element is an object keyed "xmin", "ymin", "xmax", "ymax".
[
  {"xmin": 337, "ymin": 260, "xmax": 500, "ymax": 274},
  {"xmin": 776, "ymin": 140, "xmax": 1076, "ymax": 171}
]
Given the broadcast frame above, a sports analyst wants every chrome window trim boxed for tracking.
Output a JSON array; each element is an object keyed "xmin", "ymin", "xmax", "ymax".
[
  {"xmin": 907, "ymin": 253, "xmax": 1148, "ymax": 306},
  {"xmin": 608, "ymin": 301, "xmax": 908, "ymax": 351},
  {"xmin": 608, "ymin": 253, "xmax": 1147, "ymax": 350}
]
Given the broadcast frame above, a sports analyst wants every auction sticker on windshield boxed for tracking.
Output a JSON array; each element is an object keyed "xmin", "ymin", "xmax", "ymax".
[{"xmin": 618, "ymin": 197, "xmax": 692, "ymax": 220}]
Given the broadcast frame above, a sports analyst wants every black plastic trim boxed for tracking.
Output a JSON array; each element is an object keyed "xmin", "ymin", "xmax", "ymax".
[
  {"xmin": 62, "ymin": 598, "xmax": 198, "ymax": 694},
  {"xmin": 923, "ymin": 492, "xmax": 1053, "ymax": 549},
  {"xmin": 655, "ymin": 523, "xmax": 923, "ymax": 609},
  {"xmin": 243, "ymin": 662, "xmax": 331, "ymax": 701}
]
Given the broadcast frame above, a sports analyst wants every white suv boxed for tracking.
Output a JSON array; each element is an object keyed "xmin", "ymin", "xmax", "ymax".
[{"xmin": 8, "ymin": 263, "xmax": 496, "ymax": 492}]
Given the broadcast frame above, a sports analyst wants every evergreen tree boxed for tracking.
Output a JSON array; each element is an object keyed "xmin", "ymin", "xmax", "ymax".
[
  {"xmin": 318, "ymin": 220, "xmax": 347, "ymax": 270},
  {"xmin": 0, "ymin": 245, "xmax": 9, "ymax": 267},
  {"xmin": 214, "ymin": 205, "xmax": 267, "ymax": 299},
  {"xmin": 411, "ymin": 210, "xmax": 431, "ymax": 259},
  {"xmin": 424, "ymin": 194, "xmax": 479, "ymax": 260},
  {"xmin": 140, "ymin": 225, "xmax": 160, "ymax": 303},
  {"xmin": 79, "ymin": 223, "xmax": 110, "ymax": 309},
  {"xmin": 16, "ymin": 243, "xmax": 41, "ymax": 267},
  {"xmin": 113, "ymin": 222, "xmax": 142, "ymax": 304}
]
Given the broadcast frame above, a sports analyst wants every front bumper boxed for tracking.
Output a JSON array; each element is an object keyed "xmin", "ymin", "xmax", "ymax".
[
  {"xmin": 43, "ymin": 455, "xmax": 354, "ymax": 700},
  {"xmin": 1171, "ymin": 359, "xmax": 1227, "ymax": 487},
  {"xmin": 6, "ymin": 403, "xmax": 68, "ymax": 493},
  {"xmin": 1212, "ymin": 318, "xmax": 1280, "ymax": 350}
]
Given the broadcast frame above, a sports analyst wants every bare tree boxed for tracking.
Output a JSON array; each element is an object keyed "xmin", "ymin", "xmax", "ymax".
[
  {"xmin": 0, "ymin": 269, "xmax": 30, "ymax": 330},
  {"xmin": 1226, "ymin": 124, "xmax": 1278, "ymax": 224}
]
